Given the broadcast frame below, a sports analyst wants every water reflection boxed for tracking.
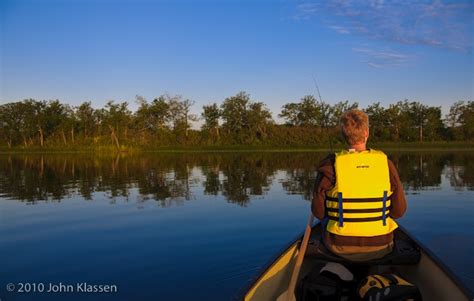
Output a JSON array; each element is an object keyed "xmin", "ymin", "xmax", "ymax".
[{"xmin": 0, "ymin": 151, "xmax": 473, "ymax": 205}]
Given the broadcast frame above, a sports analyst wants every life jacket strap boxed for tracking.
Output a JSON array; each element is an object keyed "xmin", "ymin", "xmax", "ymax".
[
  {"xmin": 327, "ymin": 216, "xmax": 387, "ymax": 222},
  {"xmin": 326, "ymin": 206, "xmax": 392, "ymax": 213},
  {"xmin": 338, "ymin": 192, "xmax": 343, "ymax": 227},
  {"xmin": 382, "ymin": 191, "xmax": 387, "ymax": 226}
]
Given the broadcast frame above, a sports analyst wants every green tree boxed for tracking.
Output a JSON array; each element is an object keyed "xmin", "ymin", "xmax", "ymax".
[
  {"xmin": 201, "ymin": 103, "xmax": 221, "ymax": 138},
  {"xmin": 44, "ymin": 100, "xmax": 67, "ymax": 145},
  {"xmin": 423, "ymin": 106, "xmax": 444, "ymax": 141},
  {"xmin": 135, "ymin": 95, "xmax": 170, "ymax": 134},
  {"xmin": 16, "ymin": 101, "xmax": 36, "ymax": 147},
  {"xmin": 408, "ymin": 101, "xmax": 429, "ymax": 143},
  {"xmin": 63, "ymin": 104, "xmax": 77, "ymax": 144},
  {"xmin": 279, "ymin": 95, "xmax": 322, "ymax": 127},
  {"xmin": 221, "ymin": 92, "xmax": 250, "ymax": 143},
  {"xmin": 180, "ymin": 99, "xmax": 197, "ymax": 138},
  {"xmin": 0, "ymin": 103, "xmax": 23, "ymax": 148},
  {"xmin": 298, "ymin": 95, "xmax": 321, "ymax": 126},
  {"xmin": 101, "ymin": 101, "xmax": 131, "ymax": 150},
  {"xmin": 247, "ymin": 102, "xmax": 272, "ymax": 141},
  {"xmin": 447, "ymin": 101, "xmax": 474, "ymax": 140},
  {"xmin": 460, "ymin": 101, "xmax": 474, "ymax": 140},
  {"xmin": 76, "ymin": 102, "xmax": 97, "ymax": 139},
  {"xmin": 386, "ymin": 101, "xmax": 405, "ymax": 141},
  {"xmin": 279, "ymin": 102, "xmax": 300, "ymax": 126},
  {"xmin": 166, "ymin": 96, "xmax": 197, "ymax": 142},
  {"xmin": 365, "ymin": 102, "xmax": 389, "ymax": 141},
  {"xmin": 34, "ymin": 100, "xmax": 50, "ymax": 147}
]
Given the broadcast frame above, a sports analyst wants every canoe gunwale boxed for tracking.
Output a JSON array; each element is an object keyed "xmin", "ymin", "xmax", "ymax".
[
  {"xmin": 397, "ymin": 225, "xmax": 474, "ymax": 298},
  {"xmin": 234, "ymin": 222, "xmax": 473, "ymax": 300}
]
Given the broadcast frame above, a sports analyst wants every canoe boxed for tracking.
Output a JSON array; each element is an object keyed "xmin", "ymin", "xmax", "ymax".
[{"xmin": 236, "ymin": 222, "xmax": 473, "ymax": 301}]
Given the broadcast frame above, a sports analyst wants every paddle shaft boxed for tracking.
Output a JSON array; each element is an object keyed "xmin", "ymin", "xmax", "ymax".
[{"xmin": 285, "ymin": 213, "xmax": 314, "ymax": 301}]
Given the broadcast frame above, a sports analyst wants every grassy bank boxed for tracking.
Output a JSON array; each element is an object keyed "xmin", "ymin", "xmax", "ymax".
[{"xmin": 1, "ymin": 141, "xmax": 474, "ymax": 154}]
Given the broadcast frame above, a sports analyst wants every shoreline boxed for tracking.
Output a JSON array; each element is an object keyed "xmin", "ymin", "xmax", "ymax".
[{"xmin": 1, "ymin": 142, "xmax": 473, "ymax": 154}]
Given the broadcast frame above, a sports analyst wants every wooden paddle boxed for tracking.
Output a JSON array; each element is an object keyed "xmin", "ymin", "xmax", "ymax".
[{"xmin": 277, "ymin": 213, "xmax": 314, "ymax": 301}]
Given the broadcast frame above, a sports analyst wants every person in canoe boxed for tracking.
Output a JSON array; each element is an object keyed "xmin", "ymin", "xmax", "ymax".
[{"xmin": 311, "ymin": 109, "xmax": 407, "ymax": 261}]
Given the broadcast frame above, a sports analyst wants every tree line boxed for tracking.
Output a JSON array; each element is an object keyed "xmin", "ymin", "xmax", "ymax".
[{"xmin": 0, "ymin": 92, "xmax": 472, "ymax": 149}]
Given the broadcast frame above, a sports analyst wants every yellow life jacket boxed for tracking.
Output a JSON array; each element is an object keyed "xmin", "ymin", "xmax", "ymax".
[{"xmin": 325, "ymin": 149, "xmax": 398, "ymax": 237}]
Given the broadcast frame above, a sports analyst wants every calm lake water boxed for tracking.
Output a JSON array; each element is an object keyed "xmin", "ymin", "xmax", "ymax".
[{"xmin": 1, "ymin": 151, "xmax": 473, "ymax": 300}]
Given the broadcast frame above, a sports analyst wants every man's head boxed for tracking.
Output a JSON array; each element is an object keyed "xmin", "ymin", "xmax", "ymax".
[{"xmin": 340, "ymin": 109, "xmax": 369, "ymax": 147}]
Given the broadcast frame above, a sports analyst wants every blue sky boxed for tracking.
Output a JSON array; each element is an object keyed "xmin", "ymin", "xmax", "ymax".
[{"xmin": 1, "ymin": 0, "xmax": 473, "ymax": 121}]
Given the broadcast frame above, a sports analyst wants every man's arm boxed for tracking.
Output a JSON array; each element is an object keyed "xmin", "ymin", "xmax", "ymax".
[
  {"xmin": 388, "ymin": 159, "xmax": 407, "ymax": 219},
  {"xmin": 311, "ymin": 155, "xmax": 335, "ymax": 220}
]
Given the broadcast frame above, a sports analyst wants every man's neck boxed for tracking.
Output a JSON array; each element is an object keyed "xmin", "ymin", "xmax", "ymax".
[{"xmin": 348, "ymin": 143, "xmax": 366, "ymax": 151}]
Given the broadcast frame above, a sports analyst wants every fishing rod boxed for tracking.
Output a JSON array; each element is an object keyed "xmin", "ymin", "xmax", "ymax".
[
  {"xmin": 312, "ymin": 75, "xmax": 323, "ymax": 104},
  {"xmin": 311, "ymin": 75, "xmax": 333, "ymax": 152}
]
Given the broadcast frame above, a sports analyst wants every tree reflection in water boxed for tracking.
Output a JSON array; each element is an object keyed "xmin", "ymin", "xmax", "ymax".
[{"xmin": 0, "ymin": 151, "xmax": 472, "ymax": 205}]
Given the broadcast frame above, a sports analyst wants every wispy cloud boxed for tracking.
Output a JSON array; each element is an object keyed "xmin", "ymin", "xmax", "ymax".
[
  {"xmin": 293, "ymin": 3, "xmax": 319, "ymax": 21},
  {"xmin": 293, "ymin": 0, "xmax": 474, "ymax": 51},
  {"xmin": 366, "ymin": 62, "xmax": 383, "ymax": 69},
  {"xmin": 352, "ymin": 47, "xmax": 411, "ymax": 68},
  {"xmin": 328, "ymin": 25, "xmax": 350, "ymax": 34}
]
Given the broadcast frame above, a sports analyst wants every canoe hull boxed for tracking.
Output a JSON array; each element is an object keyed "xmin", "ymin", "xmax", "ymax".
[{"xmin": 238, "ymin": 223, "xmax": 472, "ymax": 301}]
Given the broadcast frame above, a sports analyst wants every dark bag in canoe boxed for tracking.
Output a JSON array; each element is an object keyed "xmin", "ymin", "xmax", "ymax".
[
  {"xmin": 297, "ymin": 264, "xmax": 356, "ymax": 301},
  {"xmin": 357, "ymin": 274, "xmax": 422, "ymax": 301}
]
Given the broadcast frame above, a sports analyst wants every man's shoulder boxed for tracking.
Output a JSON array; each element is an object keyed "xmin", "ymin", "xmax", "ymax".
[
  {"xmin": 387, "ymin": 158, "xmax": 400, "ymax": 175},
  {"xmin": 318, "ymin": 153, "xmax": 335, "ymax": 168}
]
